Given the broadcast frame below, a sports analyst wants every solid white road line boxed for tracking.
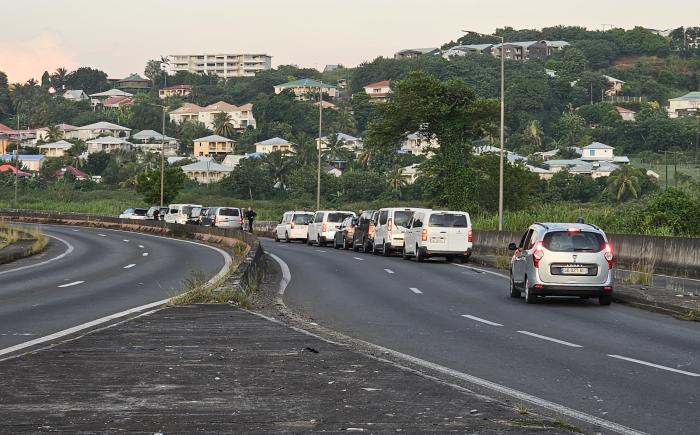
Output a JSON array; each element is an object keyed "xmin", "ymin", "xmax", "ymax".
[
  {"xmin": 142, "ymin": 252, "xmax": 149, "ymax": 257},
  {"xmin": 451, "ymin": 263, "xmax": 509, "ymax": 279},
  {"xmin": 72, "ymin": 229, "xmax": 80, "ymax": 232},
  {"xmin": 461, "ymin": 314, "xmax": 503, "ymax": 326},
  {"xmin": 0, "ymin": 226, "xmax": 233, "ymax": 359},
  {"xmin": 608, "ymin": 354, "xmax": 700, "ymax": 377},
  {"xmin": 384, "ymin": 269, "xmax": 395, "ymax": 274},
  {"xmin": 517, "ymin": 331, "xmax": 582, "ymax": 348},
  {"xmin": 264, "ymin": 252, "xmax": 648, "ymax": 435},
  {"xmin": 353, "ymin": 257, "xmax": 364, "ymax": 261},
  {"xmin": 124, "ymin": 264, "xmax": 136, "ymax": 269},
  {"xmin": 409, "ymin": 287, "xmax": 423, "ymax": 294},
  {"xmin": 58, "ymin": 280, "xmax": 84, "ymax": 288},
  {"xmin": 0, "ymin": 234, "xmax": 74, "ymax": 277}
]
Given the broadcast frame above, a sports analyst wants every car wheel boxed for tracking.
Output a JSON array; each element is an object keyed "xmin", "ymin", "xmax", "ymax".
[
  {"xmin": 445, "ymin": 256, "xmax": 453, "ymax": 263},
  {"xmin": 352, "ymin": 240, "xmax": 360, "ymax": 252},
  {"xmin": 509, "ymin": 272, "xmax": 521, "ymax": 298},
  {"xmin": 401, "ymin": 244, "xmax": 410, "ymax": 260},
  {"xmin": 306, "ymin": 237, "xmax": 312, "ymax": 246},
  {"xmin": 524, "ymin": 277, "xmax": 538, "ymax": 304},
  {"xmin": 285, "ymin": 232, "xmax": 290, "ymax": 243},
  {"xmin": 274, "ymin": 233, "xmax": 280, "ymax": 242},
  {"xmin": 382, "ymin": 242, "xmax": 391, "ymax": 257},
  {"xmin": 599, "ymin": 295, "xmax": 612, "ymax": 306},
  {"xmin": 372, "ymin": 242, "xmax": 380, "ymax": 255},
  {"xmin": 415, "ymin": 246, "xmax": 425, "ymax": 263}
]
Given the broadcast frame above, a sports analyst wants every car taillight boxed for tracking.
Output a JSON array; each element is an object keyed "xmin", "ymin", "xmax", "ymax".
[
  {"xmin": 604, "ymin": 243, "xmax": 613, "ymax": 269},
  {"xmin": 387, "ymin": 219, "xmax": 393, "ymax": 232},
  {"xmin": 322, "ymin": 223, "xmax": 328, "ymax": 232},
  {"xmin": 532, "ymin": 241, "xmax": 544, "ymax": 268},
  {"xmin": 421, "ymin": 228, "xmax": 427, "ymax": 241},
  {"xmin": 239, "ymin": 216, "xmax": 244, "ymax": 226},
  {"xmin": 467, "ymin": 228, "xmax": 473, "ymax": 243}
]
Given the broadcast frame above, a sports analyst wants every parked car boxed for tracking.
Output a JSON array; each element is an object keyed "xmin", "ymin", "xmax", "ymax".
[
  {"xmin": 146, "ymin": 206, "xmax": 168, "ymax": 220},
  {"xmin": 352, "ymin": 210, "xmax": 378, "ymax": 253},
  {"xmin": 403, "ymin": 210, "xmax": 472, "ymax": 262},
  {"xmin": 373, "ymin": 207, "xmax": 430, "ymax": 256},
  {"xmin": 307, "ymin": 210, "xmax": 356, "ymax": 247},
  {"xmin": 508, "ymin": 222, "xmax": 614, "ymax": 305},
  {"xmin": 186, "ymin": 206, "xmax": 208, "ymax": 225},
  {"xmin": 119, "ymin": 207, "xmax": 148, "ymax": 220},
  {"xmin": 275, "ymin": 211, "xmax": 314, "ymax": 243},
  {"xmin": 165, "ymin": 204, "xmax": 203, "ymax": 225},
  {"xmin": 333, "ymin": 216, "xmax": 358, "ymax": 250},
  {"xmin": 202, "ymin": 206, "xmax": 244, "ymax": 229}
]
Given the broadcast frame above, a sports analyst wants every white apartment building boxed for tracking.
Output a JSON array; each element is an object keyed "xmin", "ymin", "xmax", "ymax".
[
  {"xmin": 166, "ymin": 53, "xmax": 272, "ymax": 78},
  {"xmin": 169, "ymin": 101, "xmax": 256, "ymax": 130}
]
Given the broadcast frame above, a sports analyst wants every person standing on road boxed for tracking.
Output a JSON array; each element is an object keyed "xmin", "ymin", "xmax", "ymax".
[
  {"xmin": 245, "ymin": 207, "xmax": 257, "ymax": 233},
  {"xmin": 153, "ymin": 208, "xmax": 160, "ymax": 221}
]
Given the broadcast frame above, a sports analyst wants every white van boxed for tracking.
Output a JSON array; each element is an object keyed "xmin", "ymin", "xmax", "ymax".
[
  {"xmin": 307, "ymin": 210, "xmax": 356, "ymax": 246},
  {"xmin": 372, "ymin": 207, "xmax": 431, "ymax": 256},
  {"xmin": 165, "ymin": 203, "xmax": 203, "ymax": 225},
  {"xmin": 275, "ymin": 211, "xmax": 314, "ymax": 243},
  {"xmin": 403, "ymin": 210, "xmax": 472, "ymax": 262},
  {"xmin": 203, "ymin": 206, "xmax": 244, "ymax": 229}
]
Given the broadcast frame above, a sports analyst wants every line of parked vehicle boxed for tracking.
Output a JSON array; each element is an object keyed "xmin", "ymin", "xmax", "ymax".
[
  {"xmin": 119, "ymin": 204, "xmax": 245, "ymax": 229},
  {"xmin": 274, "ymin": 207, "xmax": 616, "ymax": 306}
]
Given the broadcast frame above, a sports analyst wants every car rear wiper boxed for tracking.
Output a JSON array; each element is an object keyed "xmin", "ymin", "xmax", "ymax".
[{"xmin": 573, "ymin": 248, "xmax": 596, "ymax": 252}]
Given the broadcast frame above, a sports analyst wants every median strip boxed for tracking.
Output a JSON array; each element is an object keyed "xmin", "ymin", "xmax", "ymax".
[
  {"xmin": 58, "ymin": 280, "xmax": 85, "ymax": 288},
  {"xmin": 608, "ymin": 354, "xmax": 700, "ymax": 377},
  {"xmin": 461, "ymin": 314, "xmax": 503, "ymax": 326},
  {"xmin": 517, "ymin": 331, "xmax": 582, "ymax": 348}
]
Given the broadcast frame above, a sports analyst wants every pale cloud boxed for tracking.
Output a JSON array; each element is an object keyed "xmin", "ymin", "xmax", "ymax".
[{"xmin": 0, "ymin": 32, "xmax": 78, "ymax": 83}]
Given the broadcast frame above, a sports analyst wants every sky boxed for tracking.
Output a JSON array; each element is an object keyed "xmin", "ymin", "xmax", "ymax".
[{"xmin": 1, "ymin": 0, "xmax": 699, "ymax": 83}]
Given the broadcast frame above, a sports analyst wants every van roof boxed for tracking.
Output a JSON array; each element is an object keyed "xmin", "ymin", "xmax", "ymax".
[
  {"xmin": 379, "ymin": 207, "xmax": 431, "ymax": 212},
  {"xmin": 534, "ymin": 222, "xmax": 604, "ymax": 233}
]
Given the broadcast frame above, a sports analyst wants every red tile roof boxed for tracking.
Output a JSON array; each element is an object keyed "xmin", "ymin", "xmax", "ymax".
[
  {"xmin": 55, "ymin": 165, "xmax": 88, "ymax": 179},
  {"xmin": 615, "ymin": 106, "xmax": 636, "ymax": 113},
  {"xmin": 103, "ymin": 96, "xmax": 134, "ymax": 107},
  {"xmin": 170, "ymin": 102, "xmax": 204, "ymax": 114},
  {"xmin": 364, "ymin": 80, "xmax": 391, "ymax": 89},
  {"xmin": 0, "ymin": 164, "xmax": 31, "ymax": 176},
  {"xmin": 0, "ymin": 123, "xmax": 17, "ymax": 134},
  {"xmin": 203, "ymin": 101, "xmax": 239, "ymax": 112}
]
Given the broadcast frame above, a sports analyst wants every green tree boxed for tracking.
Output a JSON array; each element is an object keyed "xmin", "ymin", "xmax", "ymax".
[
  {"xmin": 263, "ymin": 151, "xmax": 294, "ymax": 192},
  {"xmin": 50, "ymin": 67, "xmax": 69, "ymax": 91},
  {"xmin": 135, "ymin": 167, "xmax": 186, "ymax": 205},
  {"xmin": 546, "ymin": 47, "xmax": 589, "ymax": 81},
  {"xmin": 178, "ymin": 120, "xmax": 212, "ymax": 154},
  {"xmin": 46, "ymin": 125, "xmax": 63, "ymax": 142},
  {"xmin": 339, "ymin": 170, "xmax": 387, "ymax": 201},
  {"xmin": 221, "ymin": 157, "xmax": 274, "ymax": 200},
  {"xmin": 144, "ymin": 59, "xmax": 163, "ymax": 88},
  {"xmin": 0, "ymin": 71, "xmax": 11, "ymax": 115},
  {"xmin": 65, "ymin": 67, "xmax": 109, "ymax": 94},
  {"xmin": 212, "ymin": 111, "xmax": 235, "ymax": 138},
  {"xmin": 385, "ymin": 166, "xmax": 408, "ymax": 198},
  {"xmin": 605, "ymin": 165, "xmax": 641, "ymax": 202},
  {"xmin": 573, "ymin": 40, "xmax": 617, "ymax": 69},
  {"xmin": 641, "ymin": 188, "xmax": 700, "ymax": 236}
]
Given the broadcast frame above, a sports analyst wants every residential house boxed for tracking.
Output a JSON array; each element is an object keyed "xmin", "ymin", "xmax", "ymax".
[
  {"xmin": 363, "ymin": 80, "xmax": 392, "ymax": 102},
  {"xmin": 491, "ymin": 40, "xmax": 568, "ymax": 60},
  {"xmin": 473, "ymin": 145, "xmax": 526, "ymax": 163},
  {"xmin": 117, "ymin": 74, "xmax": 151, "ymax": 93},
  {"xmin": 55, "ymin": 165, "xmax": 88, "ymax": 180},
  {"xmin": 273, "ymin": 79, "xmax": 337, "ymax": 100},
  {"xmin": 394, "ymin": 47, "xmax": 440, "ymax": 59},
  {"xmin": 314, "ymin": 100, "xmax": 337, "ymax": 110},
  {"xmin": 86, "ymin": 136, "xmax": 133, "ymax": 154},
  {"xmin": 180, "ymin": 158, "xmax": 233, "ymax": 184},
  {"xmin": 89, "ymin": 89, "xmax": 133, "ymax": 100},
  {"xmin": 580, "ymin": 142, "xmax": 615, "ymax": 161},
  {"xmin": 667, "ymin": 91, "xmax": 700, "ymax": 118},
  {"xmin": 193, "ymin": 134, "xmax": 235, "ymax": 157},
  {"xmin": 442, "ymin": 44, "xmax": 493, "ymax": 58},
  {"xmin": 316, "ymin": 133, "xmax": 363, "ymax": 151},
  {"xmin": 38, "ymin": 140, "xmax": 74, "ymax": 157},
  {"xmin": 0, "ymin": 123, "xmax": 19, "ymax": 141},
  {"xmin": 0, "ymin": 154, "xmax": 45, "ymax": 171},
  {"xmin": 324, "ymin": 64, "xmax": 340, "ymax": 72},
  {"xmin": 63, "ymin": 90, "xmax": 89, "ymax": 101},
  {"xmin": 168, "ymin": 101, "xmax": 256, "ymax": 130},
  {"xmin": 604, "ymin": 75, "xmax": 625, "ymax": 96},
  {"xmin": 166, "ymin": 53, "xmax": 272, "ymax": 78},
  {"xmin": 324, "ymin": 165, "xmax": 343, "ymax": 177},
  {"xmin": 102, "ymin": 95, "xmax": 134, "ymax": 108},
  {"xmin": 0, "ymin": 164, "xmax": 31, "ymax": 177},
  {"xmin": 615, "ymin": 106, "xmax": 636, "ymax": 121},
  {"xmin": 159, "ymin": 84, "xmax": 193, "ymax": 99},
  {"xmin": 131, "ymin": 130, "xmax": 179, "ymax": 156},
  {"xmin": 526, "ymin": 165, "xmax": 555, "ymax": 180},
  {"xmin": 400, "ymin": 133, "xmax": 439, "ymax": 156},
  {"xmin": 35, "ymin": 123, "xmax": 79, "ymax": 142},
  {"xmin": 401, "ymin": 164, "xmax": 421, "ymax": 184},
  {"xmin": 254, "ymin": 137, "xmax": 295, "ymax": 154},
  {"xmin": 77, "ymin": 121, "xmax": 131, "ymax": 140},
  {"xmin": 221, "ymin": 154, "xmax": 251, "ymax": 169}
]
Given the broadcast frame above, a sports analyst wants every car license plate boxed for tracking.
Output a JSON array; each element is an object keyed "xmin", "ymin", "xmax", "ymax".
[
  {"xmin": 562, "ymin": 267, "xmax": 588, "ymax": 275},
  {"xmin": 430, "ymin": 237, "xmax": 446, "ymax": 244}
]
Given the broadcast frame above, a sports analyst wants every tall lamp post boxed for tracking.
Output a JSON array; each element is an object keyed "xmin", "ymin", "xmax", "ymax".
[
  {"xmin": 462, "ymin": 30, "xmax": 505, "ymax": 230},
  {"xmin": 317, "ymin": 86, "xmax": 323, "ymax": 210},
  {"xmin": 146, "ymin": 103, "xmax": 168, "ymax": 208}
]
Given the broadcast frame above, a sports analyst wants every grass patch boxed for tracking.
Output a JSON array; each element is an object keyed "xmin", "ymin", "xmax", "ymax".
[
  {"xmin": 0, "ymin": 222, "xmax": 48, "ymax": 254},
  {"xmin": 495, "ymin": 417, "xmax": 582, "ymax": 433},
  {"xmin": 621, "ymin": 259, "xmax": 656, "ymax": 286},
  {"xmin": 494, "ymin": 256, "xmax": 511, "ymax": 270}
]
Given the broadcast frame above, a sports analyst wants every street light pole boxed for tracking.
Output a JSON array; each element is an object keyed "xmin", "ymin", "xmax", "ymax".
[
  {"xmin": 498, "ymin": 35, "xmax": 505, "ymax": 231},
  {"xmin": 160, "ymin": 106, "xmax": 166, "ymax": 209},
  {"xmin": 13, "ymin": 148, "xmax": 18, "ymax": 208},
  {"xmin": 317, "ymin": 87, "xmax": 323, "ymax": 210}
]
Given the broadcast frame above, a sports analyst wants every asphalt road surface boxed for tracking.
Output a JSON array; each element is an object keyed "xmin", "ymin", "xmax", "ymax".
[
  {"xmin": 0, "ymin": 224, "xmax": 226, "ymax": 352},
  {"xmin": 264, "ymin": 239, "xmax": 700, "ymax": 435}
]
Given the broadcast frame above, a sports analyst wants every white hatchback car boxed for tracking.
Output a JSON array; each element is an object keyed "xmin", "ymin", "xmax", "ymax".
[
  {"xmin": 373, "ymin": 207, "xmax": 430, "ymax": 256},
  {"xmin": 403, "ymin": 210, "xmax": 472, "ymax": 262},
  {"xmin": 275, "ymin": 211, "xmax": 314, "ymax": 243},
  {"xmin": 307, "ymin": 210, "xmax": 356, "ymax": 247}
]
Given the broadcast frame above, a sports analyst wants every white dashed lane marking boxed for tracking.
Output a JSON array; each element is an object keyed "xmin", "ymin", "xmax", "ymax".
[
  {"xmin": 517, "ymin": 331, "xmax": 582, "ymax": 348},
  {"xmin": 123, "ymin": 264, "xmax": 136, "ymax": 269},
  {"xmin": 409, "ymin": 287, "xmax": 423, "ymax": 294},
  {"xmin": 138, "ymin": 245, "xmax": 145, "ymax": 249},
  {"xmin": 142, "ymin": 253, "xmax": 149, "ymax": 257},
  {"xmin": 58, "ymin": 281, "xmax": 84, "ymax": 288},
  {"xmin": 384, "ymin": 269, "xmax": 395, "ymax": 274},
  {"xmin": 98, "ymin": 234, "xmax": 106, "ymax": 237},
  {"xmin": 353, "ymin": 257, "xmax": 364, "ymax": 261},
  {"xmin": 608, "ymin": 354, "xmax": 700, "ymax": 377},
  {"xmin": 461, "ymin": 314, "xmax": 503, "ymax": 326}
]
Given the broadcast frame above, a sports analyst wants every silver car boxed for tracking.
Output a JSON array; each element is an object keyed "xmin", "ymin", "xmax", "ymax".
[{"xmin": 508, "ymin": 222, "xmax": 614, "ymax": 305}]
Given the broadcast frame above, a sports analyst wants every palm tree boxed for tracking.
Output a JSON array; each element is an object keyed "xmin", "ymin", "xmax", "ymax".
[
  {"xmin": 293, "ymin": 133, "xmax": 317, "ymax": 167},
  {"xmin": 264, "ymin": 151, "xmax": 293, "ymax": 191},
  {"xmin": 357, "ymin": 146, "xmax": 374, "ymax": 167},
  {"xmin": 213, "ymin": 111, "xmax": 235, "ymax": 138},
  {"xmin": 51, "ymin": 67, "xmax": 69, "ymax": 90},
  {"xmin": 606, "ymin": 165, "xmax": 640, "ymax": 202},
  {"xmin": 323, "ymin": 133, "xmax": 352, "ymax": 164},
  {"xmin": 46, "ymin": 125, "xmax": 63, "ymax": 142},
  {"xmin": 386, "ymin": 166, "xmax": 408, "ymax": 198},
  {"xmin": 524, "ymin": 119, "xmax": 542, "ymax": 148}
]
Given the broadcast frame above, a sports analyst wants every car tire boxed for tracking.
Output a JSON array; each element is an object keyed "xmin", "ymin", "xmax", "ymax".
[
  {"xmin": 445, "ymin": 256, "xmax": 453, "ymax": 263},
  {"xmin": 274, "ymin": 233, "xmax": 280, "ymax": 242},
  {"xmin": 402, "ymin": 245, "xmax": 410, "ymax": 260},
  {"xmin": 285, "ymin": 233, "xmax": 290, "ymax": 243},
  {"xmin": 415, "ymin": 246, "xmax": 425, "ymax": 263},
  {"xmin": 509, "ymin": 273, "xmax": 521, "ymax": 298},
  {"xmin": 599, "ymin": 295, "xmax": 612, "ymax": 306},
  {"xmin": 524, "ymin": 277, "xmax": 538, "ymax": 304},
  {"xmin": 352, "ymin": 240, "xmax": 359, "ymax": 252},
  {"xmin": 306, "ymin": 237, "xmax": 312, "ymax": 246},
  {"xmin": 333, "ymin": 238, "xmax": 339, "ymax": 249},
  {"xmin": 372, "ymin": 242, "xmax": 380, "ymax": 255},
  {"xmin": 382, "ymin": 242, "xmax": 391, "ymax": 257}
]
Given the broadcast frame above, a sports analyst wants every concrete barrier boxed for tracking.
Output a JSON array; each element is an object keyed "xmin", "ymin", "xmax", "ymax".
[{"xmin": 473, "ymin": 230, "xmax": 700, "ymax": 278}]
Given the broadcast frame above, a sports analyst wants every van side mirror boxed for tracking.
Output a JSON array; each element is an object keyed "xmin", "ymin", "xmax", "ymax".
[{"xmin": 508, "ymin": 243, "xmax": 518, "ymax": 251}]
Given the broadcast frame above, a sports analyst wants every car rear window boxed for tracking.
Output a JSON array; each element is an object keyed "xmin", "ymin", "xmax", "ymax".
[
  {"xmin": 428, "ymin": 213, "xmax": 468, "ymax": 227},
  {"xmin": 293, "ymin": 214, "xmax": 313, "ymax": 225},
  {"xmin": 219, "ymin": 208, "xmax": 239, "ymax": 216},
  {"xmin": 134, "ymin": 209, "xmax": 147, "ymax": 216},
  {"xmin": 393, "ymin": 211, "xmax": 413, "ymax": 227},
  {"xmin": 328, "ymin": 212, "xmax": 352, "ymax": 223},
  {"xmin": 543, "ymin": 231, "xmax": 605, "ymax": 252},
  {"xmin": 169, "ymin": 208, "xmax": 178, "ymax": 214}
]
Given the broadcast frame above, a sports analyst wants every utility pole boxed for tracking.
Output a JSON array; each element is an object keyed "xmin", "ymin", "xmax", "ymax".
[
  {"xmin": 316, "ymin": 86, "xmax": 323, "ymax": 211},
  {"xmin": 13, "ymin": 148, "xmax": 18, "ymax": 208},
  {"xmin": 160, "ymin": 106, "xmax": 166, "ymax": 209}
]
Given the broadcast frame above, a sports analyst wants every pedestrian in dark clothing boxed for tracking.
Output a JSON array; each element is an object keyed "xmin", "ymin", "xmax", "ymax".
[
  {"xmin": 153, "ymin": 209, "xmax": 160, "ymax": 221},
  {"xmin": 245, "ymin": 207, "xmax": 256, "ymax": 233}
]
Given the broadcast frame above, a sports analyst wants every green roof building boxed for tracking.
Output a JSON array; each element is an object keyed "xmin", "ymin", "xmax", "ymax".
[{"xmin": 273, "ymin": 78, "xmax": 337, "ymax": 100}]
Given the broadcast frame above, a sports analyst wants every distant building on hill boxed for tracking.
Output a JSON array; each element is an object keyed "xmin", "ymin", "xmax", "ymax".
[{"xmin": 166, "ymin": 53, "xmax": 272, "ymax": 78}]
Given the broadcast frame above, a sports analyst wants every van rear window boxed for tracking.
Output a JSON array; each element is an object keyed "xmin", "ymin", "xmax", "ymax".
[
  {"xmin": 328, "ymin": 213, "xmax": 352, "ymax": 223},
  {"xmin": 293, "ymin": 214, "xmax": 313, "ymax": 225},
  {"xmin": 133, "ymin": 209, "xmax": 148, "ymax": 216},
  {"xmin": 219, "ymin": 208, "xmax": 239, "ymax": 216},
  {"xmin": 169, "ymin": 208, "xmax": 178, "ymax": 214},
  {"xmin": 543, "ymin": 231, "xmax": 605, "ymax": 252},
  {"xmin": 393, "ymin": 211, "xmax": 413, "ymax": 227},
  {"xmin": 429, "ymin": 214, "xmax": 468, "ymax": 227}
]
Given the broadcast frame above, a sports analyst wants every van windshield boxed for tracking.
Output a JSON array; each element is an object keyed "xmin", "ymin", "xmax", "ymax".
[
  {"xmin": 394, "ymin": 211, "xmax": 413, "ymax": 227},
  {"xmin": 293, "ymin": 214, "xmax": 313, "ymax": 225},
  {"xmin": 429, "ymin": 214, "xmax": 468, "ymax": 227},
  {"xmin": 219, "ymin": 208, "xmax": 239, "ymax": 216},
  {"xmin": 328, "ymin": 212, "xmax": 353, "ymax": 223},
  {"xmin": 543, "ymin": 231, "xmax": 605, "ymax": 252}
]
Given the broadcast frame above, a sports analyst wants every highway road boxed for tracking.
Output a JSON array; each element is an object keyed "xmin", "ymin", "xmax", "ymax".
[
  {"xmin": 264, "ymin": 239, "xmax": 700, "ymax": 435},
  {"xmin": 0, "ymin": 224, "xmax": 227, "ymax": 353}
]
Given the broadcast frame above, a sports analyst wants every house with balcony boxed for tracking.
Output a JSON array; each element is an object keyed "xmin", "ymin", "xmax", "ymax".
[
  {"xmin": 254, "ymin": 137, "xmax": 295, "ymax": 154},
  {"xmin": 491, "ymin": 40, "xmax": 568, "ymax": 60},
  {"xmin": 35, "ymin": 123, "xmax": 79, "ymax": 142},
  {"xmin": 38, "ymin": 140, "xmax": 74, "ymax": 157},
  {"xmin": 116, "ymin": 74, "xmax": 151, "ymax": 93},
  {"xmin": 166, "ymin": 53, "xmax": 272, "ymax": 78},
  {"xmin": 131, "ymin": 130, "xmax": 179, "ymax": 156},
  {"xmin": 168, "ymin": 101, "xmax": 256, "ymax": 130},
  {"xmin": 273, "ymin": 79, "xmax": 337, "ymax": 100},
  {"xmin": 394, "ymin": 47, "xmax": 440, "ymax": 59},
  {"xmin": 400, "ymin": 132, "xmax": 439, "ymax": 156},
  {"xmin": 363, "ymin": 80, "xmax": 392, "ymax": 102},
  {"xmin": 159, "ymin": 84, "xmax": 193, "ymax": 99},
  {"xmin": 667, "ymin": 91, "xmax": 700, "ymax": 118},
  {"xmin": 193, "ymin": 134, "xmax": 235, "ymax": 158},
  {"xmin": 77, "ymin": 121, "xmax": 131, "ymax": 140},
  {"xmin": 180, "ymin": 158, "xmax": 233, "ymax": 184},
  {"xmin": 86, "ymin": 136, "xmax": 133, "ymax": 154}
]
